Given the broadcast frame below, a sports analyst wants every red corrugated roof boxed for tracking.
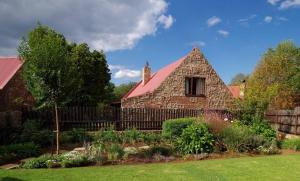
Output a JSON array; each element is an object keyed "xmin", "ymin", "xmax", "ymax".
[
  {"xmin": 0, "ymin": 57, "xmax": 23, "ymax": 90},
  {"xmin": 124, "ymin": 56, "xmax": 187, "ymax": 99},
  {"xmin": 227, "ymin": 86, "xmax": 241, "ymax": 98}
]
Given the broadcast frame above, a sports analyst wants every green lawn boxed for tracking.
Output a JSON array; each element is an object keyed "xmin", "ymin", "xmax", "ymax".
[{"xmin": 1, "ymin": 154, "xmax": 300, "ymax": 181}]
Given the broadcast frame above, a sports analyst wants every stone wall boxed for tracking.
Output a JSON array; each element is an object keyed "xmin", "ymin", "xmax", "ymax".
[
  {"xmin": 0, "ymin": 70, "xmax": 34, "ymax": 111},
  {"xmin": 122, "ymin": 48, "xmax": 234, "ymax": 109}
]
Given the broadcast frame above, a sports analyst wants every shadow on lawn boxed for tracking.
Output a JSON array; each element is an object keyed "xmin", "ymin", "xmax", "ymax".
[{"xmin": 0, "ymin": 177, "xmax": 26, "ymax": 181}]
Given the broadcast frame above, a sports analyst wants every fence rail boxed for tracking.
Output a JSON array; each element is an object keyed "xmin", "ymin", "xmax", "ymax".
[
  {"xmin": 265, "ymin": 110, "xmax": 300, "ymax": 135},
  {"xmin": 21, "ymin": 106, "xmax": 231, "ymax": 131}
]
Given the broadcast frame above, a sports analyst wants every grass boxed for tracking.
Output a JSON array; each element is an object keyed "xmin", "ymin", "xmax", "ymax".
[{"xmin": 1, "ymin": 154, "xmax": 300, "ymax": 181}]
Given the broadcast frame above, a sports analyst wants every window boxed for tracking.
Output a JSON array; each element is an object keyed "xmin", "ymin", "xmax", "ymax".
[{"xmin": 185, "ymin": 77, "xmax": 205, "ymax": 96}]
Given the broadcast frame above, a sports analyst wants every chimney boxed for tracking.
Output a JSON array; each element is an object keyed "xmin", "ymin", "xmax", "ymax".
[{"xmin": 142, "ymin": 61, "xmax": 151, "ymax": 85}]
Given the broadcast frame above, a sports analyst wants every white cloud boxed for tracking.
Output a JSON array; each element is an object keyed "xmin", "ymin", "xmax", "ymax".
[
  {"xmin": 264, "ymin": 16, "xmax": 273, "ymax": 23},
  {"xmin": 238, "ymin": 14, "xmax": 257, "ymax": 22},
  {"xmin": 109, "ymin": 64, "xmax": 141, "ymax": 79},
  {"xmin": 207, "ymin": 16, "xmax": 222, "ymax": 27},
  {"xmin": 189, "ymin": 41, "xmax": 206, "ymax": 47},
  {"xmin": 0, "ymin": 0, "xmax": 174, "ymax": 55},
  {"xmin": 278, "ymin": 16, "xmax": 289, "ymax": 21},
  {"xmin": 279, "ymin": 0, "xmax": 300, "ymax": 9},
  {"xmin": 114, "ymin": 69, "xmax": 141, "ymax": 79},
  {"xmin": 217, "ymin": 30, "xmax": 229, "ymax": 37},
  {"xmin": 158, "ymin": 14, "xmax": 174, "ymax": 29},
  {"xmin": 267, "ymin": 0, "xmax": 281, "ymax": 5}
]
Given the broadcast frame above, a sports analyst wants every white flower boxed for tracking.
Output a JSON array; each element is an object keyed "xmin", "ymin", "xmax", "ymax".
[{"xmin": 224, "ymin": 118, "xmax": 228, "ymax": 121}]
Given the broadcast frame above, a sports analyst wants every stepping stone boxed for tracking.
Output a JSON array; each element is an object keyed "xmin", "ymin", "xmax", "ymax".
[
  {"xmin": 0, "ymin": 164, "xmax": 19, "ymax": 170},
  {"xmin": 73, "ymin": 147, "xmax": 86, "ymax": 152}
]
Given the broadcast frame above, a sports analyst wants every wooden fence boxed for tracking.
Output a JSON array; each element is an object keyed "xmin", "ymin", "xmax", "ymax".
[
  {"xmin": 265, "ymin": 108, "xmax": 300, "ymax": 135},
  {"xmin": 21, "ymin": 106, "xmax": 232, "ymax": 131}
]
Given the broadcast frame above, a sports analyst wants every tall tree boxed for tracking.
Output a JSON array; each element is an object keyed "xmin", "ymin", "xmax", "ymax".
[
  {"xmin": 113, "ymin": 82, "xmax": 137, "ymax": 101},
  {"xmin": 246, "ymin": 41, "xmax": 300, "ymax": 109},
  {"xmin": 68, "ymin": 43, "xmax": 112, "ymax": 106},
  {"xmin": 19, "ymin": 24, "xmax": 73, "ymax": 154},
  {"xmin": 229, "ymin": 73, "xmax": 248, "ymax": 85}
]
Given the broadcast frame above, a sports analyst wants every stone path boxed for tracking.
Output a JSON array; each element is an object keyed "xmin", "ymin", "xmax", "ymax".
[{"xmin": 0, "ymin": 163, "xmax": 19, "ymax": 170}]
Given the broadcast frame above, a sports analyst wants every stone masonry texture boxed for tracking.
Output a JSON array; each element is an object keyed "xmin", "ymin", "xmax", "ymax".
[{"xmin": 121, "ymin": 48, "xmax": 234, "ymax": 109}]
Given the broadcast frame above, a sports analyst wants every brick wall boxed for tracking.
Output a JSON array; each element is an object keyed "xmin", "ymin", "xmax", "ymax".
[
  {"xmin": 122, "ymin": 48, "xmax": 234, "ymax": 109},
  {"xmin": 0, "ymin": 70, "xmax": 34, "ymax": 111}
]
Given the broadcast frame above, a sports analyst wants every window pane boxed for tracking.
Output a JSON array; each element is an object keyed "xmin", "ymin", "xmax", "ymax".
[
  {"xmin": 185, "ymin": 78, "xmax": 190, "ymax": 95},
  {"xmin": 196, "ymin": 78, "xmax": 205, "ymax": 95}
]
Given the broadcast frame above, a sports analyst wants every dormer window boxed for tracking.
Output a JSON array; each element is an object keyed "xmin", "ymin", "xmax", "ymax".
[{"xmin": 185, "ymin": 77, "xmax": 205, "ymax": 96}]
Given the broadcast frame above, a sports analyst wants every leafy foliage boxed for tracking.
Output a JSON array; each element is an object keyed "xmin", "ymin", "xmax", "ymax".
[
  {"xmin": 18, "ymin": 23, "xmax": 112, "ymax": 107},
  {"xmin": 113, "ymin": 82, "xmax": 137, "ymax": 101},
  {"xmin": 229, "ymin": 73, "xmax": 248, "ymax": 85},
  {"xmin": 282, "ymin": 138, "xmax": 300, "ymax": 151},
  {"xmin": 250, "ymin": 120, "xmax": 277, "ymax": 141},
  {"xmin": 20, "ymin": 119, "xmax": 54, "ymax": 147},
  {"xmin": 220, "ymin": 122, "xmax": 277, "ymax": 153},
  {"xmin": 176, "ymin": 122, "xmax": 214, "ymax": 154},
  {"xmin": 21, "ymin": 154, "xmax": 55, "ymax": 169},
  {"xmin": 162, "ymin": 118, "xmax": 195, "ymax": 139},
  {"xmin": 107, "ymin": 144, "xmax": 124, "ymax": 161},
  {"xmin": 94, "ymin": 127, "xmax": 121, "ymax": 143},
  {"xmin": 122, "ymin": 128, "xmax": 141, "ymax": 144},
  {"xmin": 61, "ymin": 128, "xmax": 90, "ymax": 144},
  {"xmin": 246, "ymin": 41, "xmax": 300, "ymax": 109},
  {"xmin": 0, "ymin": 143, "xmax": 40, "ymax": 165}
]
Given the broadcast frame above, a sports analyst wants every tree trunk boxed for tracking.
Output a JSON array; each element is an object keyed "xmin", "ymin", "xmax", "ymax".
[{"xmin": 55, "ymin": 102, "xmax": 60, "ymax": 155}]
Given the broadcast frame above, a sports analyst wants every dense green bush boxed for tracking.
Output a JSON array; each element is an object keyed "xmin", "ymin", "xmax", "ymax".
[
  {"xmin": 282, "ymin": 138, "xmax": 300, "ymax": 151},
  {"xmin": 147, "ymin": 145, "xmax": 173, "ymax": 157},
  {"xmin": 122, "ymin": 128, "xmax": 141, "ymax": 144},
  {"xmin": 61, "ymin": 128, "xmax": 90, "ymax": 144},
  {"xmin": 162, "ymin": 118, "xmax": 195, "ymax": 139},
  {"xmin": 220, "ymin": 123, "xmax": 252, "ymax": 152},
  {"xmin": 21, "ymin": 154, "xmax": 55, "ymax": 169},
  {"xmin": 250, "ymin": 120, "xmax": 277, "ymax": 141},
  {"xmin": 94, "ymin": 127, "xmax": 121, "ymax": 143},
  {"xmin": 220, "ymin": 122, "xmax": 277, "ymax": 153},
  {"xmin": 140, "ymin": 132, "xmax": 162, "ymax": 145},
  {"xmin": 20, "ymin": 120, "xmax": 54, "ymax": 147},
  {"xmin": 0, "ymin": 143, "xmax": 40, "ymax": 165},
  {"xmin": 176, "ymin": 122, "xmax": 214, "ymax": 154}
]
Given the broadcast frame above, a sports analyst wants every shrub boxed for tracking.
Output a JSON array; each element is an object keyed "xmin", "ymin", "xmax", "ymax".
[
  {"xmin": 220, "ymin": 122, "xmax": 252, "ymax": 152},
  {"xmin": 60, "ymin": 151, "xmax": 92, "ymax": 168},
  {"xmin": 89, "ymin": 142, "xmax": 107, "ymax": 165},
  {"xmin": 0, "ymin": 143, "xmax": 40, "ymax": 165},
  {"xmin": 107, "ymin": 144, "xmax": 124, "ymax": 161},
  {"xmin": 21, "ymin": 154, "xmax": 55, "ymax": 169},
  {"xmin": 162, "ymin": 118, "xmax": 195, "ymax": 139},
  {"xmin": 122, "ymin": 128, "xmax": 141, "ymax": 144},
  {"xmin": 282, "ymin": 138, "xmax": 300, "ymax": 151},
  {"xmin": 204, "ymin": 112, "xmax": 229, "ymax": 134},
  {"xmin": 61, "ymin": 128, "xmax": 90, "ymax": 144},
  {"xmin": 20, "ymin": 119, "xmax": 54, "ymax": 147},
  {"xmin": 175, "ymin": 122, "xmax": 214, "ymax": 154},
  {"xmin": 148, "ymin": 145, "xmax": 173, "ymax": 157},
  {"xmin": 250, "ymin": 120, "xmax": 277, "ymax": 141},
  {"xmin": 140, "ymin": 132, "xmax": 162, "ymax": 145},
  {"xmin": 220, "ymin": 122, "xmax": 277, "ymax": 153},
  {"xmin": 258, "ymin": 140, "xmax": 279, "ymax": 155},
  {"xmin": 94, "ymin": 127, "xmax": 121, "ymax": 143},
  {"xmin": 238, "ymin": 135, "xmax": 268, "ymax": 153}
]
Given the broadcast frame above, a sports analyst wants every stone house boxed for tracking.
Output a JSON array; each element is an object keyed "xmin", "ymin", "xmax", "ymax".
[
  {"xmin": 0, "ymin": 57, "xmax": 34, "ymax": 111},
  {"xmin": 121, "ymin": 48, "xmax": 235, "ymax": 109}
]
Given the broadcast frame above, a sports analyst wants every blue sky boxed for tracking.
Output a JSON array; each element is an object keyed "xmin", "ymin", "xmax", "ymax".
[
  {"xmin": 107, "ymin": 0, "xmax": 300, "ymax": 85},
  {"xmin": 1, "ymin": 0, "xmax": 300, "ymax": 85}
]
